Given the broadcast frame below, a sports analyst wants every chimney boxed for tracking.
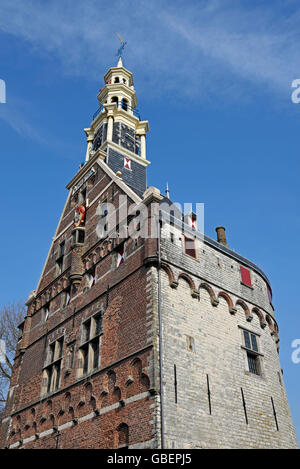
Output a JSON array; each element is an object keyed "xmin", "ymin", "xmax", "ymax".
[{"xmin": 215, "ymin": 226, "xmax": 228, "ymax": 248}]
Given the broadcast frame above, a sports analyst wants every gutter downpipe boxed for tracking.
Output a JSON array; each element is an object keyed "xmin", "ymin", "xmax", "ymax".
[{"xmin": 157, "ymin": 212, "xmax": 165, "ymax": 449}]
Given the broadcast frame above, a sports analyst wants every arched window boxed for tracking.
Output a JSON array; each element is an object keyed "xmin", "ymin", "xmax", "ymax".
[
  {"xmin": 114, "ymin": 77, "xmax": 120, "ymax": 83},
  {"xmin": 111, "ymin": 96, "xmax": 118, "ymax": 107},
  {"xmin": 122, "ymin": 98, "xmax": 128, "ymax": 111}
]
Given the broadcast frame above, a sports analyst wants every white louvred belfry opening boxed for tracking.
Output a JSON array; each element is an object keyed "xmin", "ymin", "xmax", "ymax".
[{"xmin": 124, "ymin": 157, "xmax": 131, "ymax": 170}]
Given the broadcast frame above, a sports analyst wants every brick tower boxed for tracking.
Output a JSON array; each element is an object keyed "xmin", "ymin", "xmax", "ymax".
[{"xmin": 1, "ymin": 59, "xmax": 298, "ymax": 449}]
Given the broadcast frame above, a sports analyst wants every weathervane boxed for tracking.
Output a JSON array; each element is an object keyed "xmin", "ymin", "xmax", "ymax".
[{"xmin": 116, "ymin": 33, "xmax": 127, "ymax": 58}]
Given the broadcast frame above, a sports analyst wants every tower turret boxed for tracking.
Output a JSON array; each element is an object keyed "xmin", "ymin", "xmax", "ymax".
[{"xmin": 84, "ymin": 59, "xmax": 150, "ymax": 197}]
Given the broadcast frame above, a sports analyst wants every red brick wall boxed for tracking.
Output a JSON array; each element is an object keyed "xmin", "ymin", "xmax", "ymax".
[{"xmin": 1, "ymin": 161, "xmax": 158, "ymax": 449}]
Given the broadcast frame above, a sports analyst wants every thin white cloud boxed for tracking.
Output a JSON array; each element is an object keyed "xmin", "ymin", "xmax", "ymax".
[
  {"xmin": 0, "ymin": 0, "xmax": 299, "ymax": 102},
  {"xmin": 0, "ymin": 102, "xmax": 44, "ymax": 142}
]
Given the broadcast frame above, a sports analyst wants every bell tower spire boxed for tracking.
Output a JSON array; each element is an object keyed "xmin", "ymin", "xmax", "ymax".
[{"xmin": 84, "ymin": 59, "xmax": 150, "ymax": 197}]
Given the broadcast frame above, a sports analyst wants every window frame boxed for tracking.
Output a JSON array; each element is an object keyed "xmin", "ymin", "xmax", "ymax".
[
  {"xmin": 78, "ymin": 313, "xmax": 103, "ymax": 378},
  {"xmin": 240, "ymin": 327, "xmax": 263, "ymax": 377},
  {"xmin": 184, "ymin": 235, "xmax": 197, "ymax": 259},
  {"xmin": 42, "ymin": 337, "xmax": 64, "ymax": 395}
]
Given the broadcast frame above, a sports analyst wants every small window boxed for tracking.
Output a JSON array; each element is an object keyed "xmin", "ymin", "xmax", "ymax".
[
  {"xmin": 62, "ymin": 287, "xmax": 71, "ymax": 308},
  {"xmin": 186, "ymin": 335, "xmax": 195, "ymax": 352},
  {"xmin": 111, "ymin": 96, "xmax": 118, "ymax": 106},
  {"xmin": 59, "ymin": 241, "xmax": 65, "ymax": 257},
  {"xmin": 42, "ymin": 338, "xmax": 64, "ymax": 394},
  {"xmin": 114, "ymin": 77, "xmax": 120, "ymax": 83},
  {"xmin": 56, "ymin": 241, "xmax": 65, "ymax": 275},
  {"xmin": 72, "ymin": 228, "xmax": 85, "ymax": 245},
  {"xmin": 184, "ymin": 236, "xmax": 197, "ymax": 259},
  {"xmin": 87, "ymin": 267, "xmax": 96, "ymax": 288},
  {"xmin": 243, "ymin": 330, "xmax": 261, "ymax": 375},
  {"xmin": 80, "ymin": 188, "xmax": 86, "ymax": 204},
  {"xmin": 43, "ymin": 303, "xmax": 50, "ymax": 323},
  {"xmin": 240, "ymin": 266, "xmax": 252, "ymax": 287},
  {"xmin": 116, "ymin": 244, "xmax": 125, "ymax": 267},
  {"xmin": 122, "ymin": 98, "xmax": 128, "ymax": 111},
  {"xmin": 78, "ymin": 313, "xmax": 102, "ymax": 377}
]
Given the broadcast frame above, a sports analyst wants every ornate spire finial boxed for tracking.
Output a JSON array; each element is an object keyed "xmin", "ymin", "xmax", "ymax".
[
  {"xmin": 165, "ymin": 182, "xmax": 170, "ymax": 199},
  {"xmin": 116, "ymin": 33, "xmax": 127, "ymax": 60}
]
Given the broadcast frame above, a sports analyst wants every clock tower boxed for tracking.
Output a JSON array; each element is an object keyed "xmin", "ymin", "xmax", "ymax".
[{"xmin": 84, "ymin": 57, "xmax": 150, "ymax": 198}]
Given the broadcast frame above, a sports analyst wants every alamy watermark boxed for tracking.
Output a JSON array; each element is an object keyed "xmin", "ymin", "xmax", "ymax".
[
  {"xmin": 0, "ymin": 78, "xmax": 6, "ymax": 103},
  {"xmin": 291, "ymin": 339, "xmax": 300, "ymax": 364},
  {"xmin": 291, "ymin": 79, "xmax": 300, "ymax": 103},
  {"xmin": 94, "ymin": 195, "xmax": 204, "ymax": 241},
  {"xmin": 0, "ymin": 339, "xmax": 6, "ymax": 363}
]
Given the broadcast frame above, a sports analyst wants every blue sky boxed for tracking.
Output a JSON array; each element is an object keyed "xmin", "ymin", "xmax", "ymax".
[{"xmin": 0, "ymin": 0, "xmax": 299, "ymax": 444}]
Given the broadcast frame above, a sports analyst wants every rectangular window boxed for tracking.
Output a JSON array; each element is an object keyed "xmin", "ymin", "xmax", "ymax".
[
  {"xmin": 184, "ymin": 236, "xmax": 197, "ymax": 259},
  {"xmin": 247, "ymin": 353, "xmax": 260, "ymax": 375},
  {"xmin": 43, "ymin": 337, "xmax": 64, "ymax": 394},
  {"xmin": 56, "ymin": 241, "xmax": 65, "ymax": 275},
  {"xmin": 242, "ymin": 330, "xmax": 261, "ymax": 375},
  {"xmin": 80, "ymin": 188, "xmax": 86, "ymax": 204},
  {"xmin": 87, "ymin": 267, "xmax": 96, "ymax": 288},
  {"xmin": 116, "ymin": 244, "xmax": 125, "ymax": 267},
  {"xmin": 62, "ymin": 287, "xmax": 71, "ymax": 308},
  {"xmin": 240, "ymin": 266, "xmax": 252, "ymax": 287},
  {"xmin": 78, "ymin": 313, "xmax": 102, "ymax": 377},
  {"xmin": 59, "ymin": 241, "xmax": 65, "ymax": 257}
]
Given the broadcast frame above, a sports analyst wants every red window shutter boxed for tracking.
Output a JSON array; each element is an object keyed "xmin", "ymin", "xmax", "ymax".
[
  {"xmin": 240, "ymin": 266, "xmax": 252, "ymax": 287},
  {"xmin": 184, "ymin": 236, "xmax": 197, "ymax": 259}
]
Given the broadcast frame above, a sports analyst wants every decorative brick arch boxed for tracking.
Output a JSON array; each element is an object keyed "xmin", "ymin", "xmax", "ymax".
[
  {"xmin": 199, "ymin": 282, "xmax": 219, "ymax": 306},
  {"xmin": 252, "ymin": 307, "xmax": 267, "ymax": 328},
  {"xmin": 126, "ymin": 358, "xmax": 150, "ymax": 398},
  {"xmin": 161, "ymin": 262, "xmax": 175, "ymax": 284},
  {"xmin": 265, "ymin": 314, "xmax": 274, "ymax": 331},
  {"xmin": 218, "ymin": 291, "xmax": 237, "ymax": 314},
  {"xmin": 101, "ymin": 370, "xmax": 121, "ymax": 407},
  {"xmin": 178, "ymin": 272, "xmax": 196, "ymax": 292},
  {"xmin": 273, "ymin": 321, "xmax": 279, "ymax": 338},
  {"xmin": 58, "ymin": 392, "xmax": 73, "ymax": 425},
  {"xmin": 235, "ymin": 299, "xmax": 252, "ymax": 321}
]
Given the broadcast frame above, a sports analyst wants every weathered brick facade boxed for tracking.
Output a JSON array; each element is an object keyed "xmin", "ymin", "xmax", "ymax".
[{"xmin": 0, "ymin": 59, "xmax": 297, "ymax": 449}]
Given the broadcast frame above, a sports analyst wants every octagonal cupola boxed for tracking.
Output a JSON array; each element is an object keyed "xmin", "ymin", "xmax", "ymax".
[
  {"xmin": 84, "ymin": 58, "xmax": 150, "ymax": 197},
  {"xmin": 97, "ymin": 57, "xmax": 138, "ymax": 115}
]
